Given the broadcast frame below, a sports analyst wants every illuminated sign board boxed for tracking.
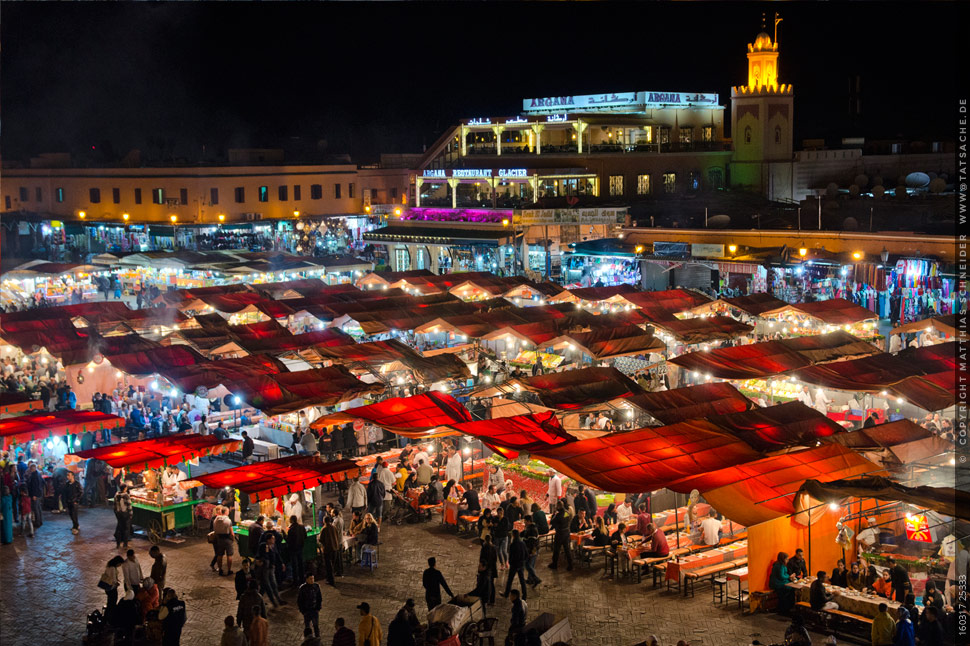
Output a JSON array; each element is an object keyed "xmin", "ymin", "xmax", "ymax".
[
  {"xmin": 505, "ymin": 117, "xmax": 529, "ymax": 125},
  {"xmin": 422, "ymin": 169, "xmax": 447, "ymax": 179},
  {"xmin": 451, "ymin": 169, "xmax": 491, "ymax": 178},
  {"xmin": 467, "ymin": 118, "xmax": 492, "ymax": 126},
  {"xmin": 498, "ymin": 169, "xmax": 529, "ymax": 178},
  {"xmin": 546, "ymin": 114, "xmax": 569, "ymax": 122},
  {"xmin": 523, "ymin": 91, "xmax": 719, "ymax": 114}
]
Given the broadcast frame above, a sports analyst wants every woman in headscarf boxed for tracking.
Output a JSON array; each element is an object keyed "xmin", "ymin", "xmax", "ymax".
[{"xmin": 893, "ymin": 606, "xmax": 916, "ymax": 646}]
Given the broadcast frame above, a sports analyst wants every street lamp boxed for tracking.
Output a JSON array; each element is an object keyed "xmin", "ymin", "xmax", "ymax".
[
  {"xmin": 293, "ymin": 210, "xmax": 300, "ymax": 218},
  {"xmin": 218, "ymin": 214, "xmax": 226, "ymax": 223},
  {"xmin": 78, "ymin": 211, "xmax": 86, "ymax": 220},
  {"xmin": 122, "ymin": 213, "xmax": 130, "ymax": 222}
]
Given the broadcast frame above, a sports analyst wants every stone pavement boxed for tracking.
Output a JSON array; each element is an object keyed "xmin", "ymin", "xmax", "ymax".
[{"xmin": 0, "ymin": 489, "xmax": 827, "ymax": 646}]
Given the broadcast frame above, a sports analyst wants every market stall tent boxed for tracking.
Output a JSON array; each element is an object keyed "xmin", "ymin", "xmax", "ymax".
[
  {"xmin": 194, "ymin": 455, "xmax": 361, "ymax": 502},
  {"xmin": 761, "ymin": 297, "xmax": 878, "ymax": 326},
  {"xmin": 0, "ymin": 410, "xmax": 125, "ymax": 447},
  {"xmin": 890, "ymin": 314, "xmax": 957, "ymax": 337},
  {"xmin": 0, "ymin": 392, "xmax": 43, "ymax": 415},
  {"xmin": 627, "ymin": 383, "xmax": 754, "ymax": 425},
  {"xmin": 311, "ymin": 391, "xmax": 469, "ymax": 435},
  {"xmin": 70, "ymin": 435, "xmax": 242, "ymax": 470}
]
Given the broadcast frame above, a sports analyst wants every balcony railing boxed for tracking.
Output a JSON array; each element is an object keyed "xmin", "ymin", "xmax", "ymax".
[{"xmin": 461, "ymin": 141, "xmax": 732, "ymax": 156}]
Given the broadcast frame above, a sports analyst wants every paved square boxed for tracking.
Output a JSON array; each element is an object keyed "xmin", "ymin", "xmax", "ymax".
[{"xmin": 0, "ymin": 486, "xmax": 825, "ymax": 646}]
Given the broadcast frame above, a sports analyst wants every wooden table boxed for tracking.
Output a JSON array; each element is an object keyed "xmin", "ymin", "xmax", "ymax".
[
  {"xmin": 725, "ymin": 566, "xmax": 748, "ymax": 609},
  {"xmin": 788, "ymin": 577, "xmax": 906, "ymax": 620},
  {"xmin": 665, "ymin": 540, "xmax": 748, "ymax": 585}
]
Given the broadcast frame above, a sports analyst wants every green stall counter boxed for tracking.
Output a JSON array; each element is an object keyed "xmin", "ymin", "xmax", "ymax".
[
  {"xmin": 233, "ymin": 523, "xmax": 321, "ymax": 562},
  {"xmin": 131, "ymin": 499, "xmax": 204, "ymax": 544}
]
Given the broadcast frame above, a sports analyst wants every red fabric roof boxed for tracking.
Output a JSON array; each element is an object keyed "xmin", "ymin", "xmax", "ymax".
[
  {"xmin": 71, "ymin": 435, "xmax": 241, "ymax": 470},
  {"xmin": 542, "ymin": 325, "xmax": 665, "ymax": 359},
  {"xmin": 312, "ymin": 391, "xmax": 471, "ymax": 433},
  {"xmin": 628, "ymin": 383, "xmax": 754, "ymax": 424},
  {"xmin": 765, "ymin": 298, "xmax": 878, "ymax": 325},
  {"xmin": 162, "ymin": 355, "xmax": 286, "ymax": 392},
  {"xmin": 238, "ymin": 328, "xmax": 357, "ymax": 354},
  {"xmin": 228, "ymin": 320, "xmax": 291, "ymax": 341},
  {"xmin": 105, "ymin": 345, "xmax": 207, "ymax": 377},
  {"xmin": 704, "ymin": 401, "xmax": 846, "ymax": 453},
  {"xmin": 790, "ymin": 342, "xmax": 958, "ymax": 411},
  {"xmin": 0, "ymin": 410, "xmax": 125, "ymax": 446},
  {"xmin": 669, "ymin": 331, "xmax": 879, "ymax": 380},
  {"xmin": 697, "ymin": 444, "xmax": 876, "ymax": 526},
  {"xmin": 450, "ymin": 411, "xmax": 572, "ymax": 459},
  {"xmin": 517, "ymin": 367, "xmax": 645, "ymax": 409},
  {"xmin": 650, "ymin": 316, "xmax": 753, "ymax": 345},
  {"xmin": 194, "ymin": 456, "xmax": 360, "ymax": 502},
  {"xmin": 566, "ymin": 284, "xmax": 640, "ymax": 302},
  {"xmin": 720, "ymin": 293, "xmax": 789, "ymax": 316},
  {"xmin": 317, "ymin": 338, "xmax": 471, "ymax": 383},
  {"xmin": 241, "ymin": 367, "xmax": 384, "ymax": 416},
  {"xmin": 622, "ymin": 289, "xmax": 712, "ymax": 313}
]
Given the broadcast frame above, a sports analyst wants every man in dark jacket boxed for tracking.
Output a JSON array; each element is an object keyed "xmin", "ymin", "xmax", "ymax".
[
  {"xmin": 503, "ymin": 530, "xmax": 530, "ymax": 600},
  {"xmin": 387, "ymin": 609, "xmax": 415, "ymax": 646},
  {"xmin": 241, "ymin": 431, "xmax": 254, "ymax": 463},
  {"xmin": 64, "ymin": 470, "xmax": 83, "ymax": 534},
  {"xmin": 297, "ymin": 573, "xmax": 323, "ymax": 638},
  {"xmin": 916, "ymin": 606, "xmax": 945, "ymax": 645},
  {"xmin": 469, "ymin": 561, "xmax": 493, "ymax": 611},
  {"xmin": 422, "ymin": 557, "xmax": 453, "ymax": 611},
  {"xmin": 247, "ymin": 516, "xmax": 264, "ymax": 555},
  {"xmin": 548, "ymin": 502, "xmax": 573, "ymax": 571},
  {"xmin": 508, "ymin": 589, "xmax": 527, "ymax": 643},
  {"xmin": 885, "ymin": 556, "xmax": 911, "ymax": 602},
  {"xmin": 236, "ymin": 580, "xmax": 265, "ymax": 631},
  {"xmin": 26, "ymin": 462, "xmax": 45, "ymax": 528},
  {"xmin": 318, "ymin": 515, "xmax": 341, "ymax": 586},
  {"xmin": 287, "ymin": 516, "xmax": 308, "ymax": 586}
]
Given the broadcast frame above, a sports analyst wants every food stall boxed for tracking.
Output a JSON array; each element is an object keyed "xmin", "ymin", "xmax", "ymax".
[
  {"xmin": 70, "ymin": 435, "xmax": 241, "ymax": 543},
  {"xmin": 0, "ymin": 392, "xmax": 44, "ymax": 416},
  {"xmin": 194, "ymin": 455, "xmax": 360, "ymax": 561},
  {"xmin": 0, "ymin": 410, "xmax": 125, "ymax": 451}
]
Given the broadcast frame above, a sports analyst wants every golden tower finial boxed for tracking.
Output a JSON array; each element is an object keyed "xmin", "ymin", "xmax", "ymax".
[{"xmin": 774, "ymin": 12, "xmax": 783, "ymax": 44}]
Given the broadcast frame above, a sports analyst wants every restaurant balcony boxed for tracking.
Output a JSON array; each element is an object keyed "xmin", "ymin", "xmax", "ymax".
[{"xmin": 462, "ymin": 141, "xmax": 732, "ymax": 157}]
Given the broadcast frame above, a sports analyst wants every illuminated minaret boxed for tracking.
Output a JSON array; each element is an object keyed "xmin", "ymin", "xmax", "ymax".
[{"xmin": 730, "ymin": 13, "xmax": 794, "ymax": 194}]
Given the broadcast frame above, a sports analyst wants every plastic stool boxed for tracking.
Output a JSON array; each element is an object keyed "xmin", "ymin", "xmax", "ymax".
[{"xmin": 360, "ymin": 545, "xmax": 378, "ymax": 571}]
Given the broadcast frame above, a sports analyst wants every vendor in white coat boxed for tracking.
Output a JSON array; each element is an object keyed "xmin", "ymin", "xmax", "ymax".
[
  {"xmin": 814, "ymin": 388, "xmax": 832, "ymax": 416},
  {"xmin": 797, "ymin": 386, "xmax": 814, "ymax": 407},
  {"xmin": 445, "ymin": 447, "xmax": 463, "ymax": 484}
]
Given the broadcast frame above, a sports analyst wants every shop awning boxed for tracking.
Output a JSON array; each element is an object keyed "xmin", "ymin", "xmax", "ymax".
[
  {"xmin": 510, "ymin": 367, "xmax": 645, "ymax": 410},
  {"xmin": 556, "ymin": 284, "xmax": 640, "ymax": 304},
  {"xmin": 826, "ymin": 419, "xmax": 952, "ymax": 468},
  {"xmin": 627, "ymin": 383, "xmax": 754, "ymax": 425},
  {"xmin": 106, "ymin": 345, "xmax": 208, "ymax": 377},
  {"xmin": 789, "ymin": 342, "xmax": 958, "ymax": 411},
  {"xmin": 650, "ymin": 316, "xmax": 754, "ymax": 345},
  {"xmin": 162, "ymin": 355, "xmax": 287, "ymax": 392},
  {"xmin": 0, "ymin": 392, "xmax": 43, "ymax": 415},
  {"xmin": 669, "ymin": 331, "xmax": 880, "ymax": 380},
  {"xmin": 238, "ymin": 328, "xmax": 357, "ymax": 354},
  {"xmin": 228, "ymin": 320, "xmax": 292, "ymax": 341},
  {"xmin": 449, "ymin": 411, "xmax": 573, "ymax": 459},
  {"xmin": 539, "ymin": 325, "xmax": 665, "ymax": 360},
  {"xmin": 70, "ymin": 435, "xmax": 242, "ymax": 470},
  {"xmin": 241, "ymin": 367, "xmax": 384, "ymax": 416},
  {"xmin": 621, "ymin": 289, "xmax": 713, "ymax": 314},
  {"xmin": 194, "ymin": 456, "xmax": 360, "ymax": 503},
  {"xmin": 310, "ymin": 391, "xmax": 470, "ymax": 435},
  {"xmin": 890, "ymin": 314, "xmax": 957, "ymax": 337},
  {"xmin": 762, "ymin": 298, "xmax": 878, "ymax": 325},
  {"xmin": 0, "ymin": 410, "xmax": 126, "ymax": 446},
  {"xmin": 687, "ymin": 443, "xmax": 877, "ymax": 526},
  {"xmin": 364, "ymin": 225, "xmax": 513, "ymax": 246},
  {"xmin": 689, "ymin": 293, "xmax": 789, "ymax": 317},
  {"xmin": 799, "ymin": 476, "xmax": 970, "ymax": 521},
  {"xmin": 316, "ymin": 338, "xmax": 471, "ymax": 383},
  {"xmin": 703, "ymin": 401, "xmax": 846, "ymax": 453}
]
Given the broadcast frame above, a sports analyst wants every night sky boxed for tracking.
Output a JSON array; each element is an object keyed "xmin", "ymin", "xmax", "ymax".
[{"xmin": 1, "ymin": 2, "xmax": 959, "ymax": 165}]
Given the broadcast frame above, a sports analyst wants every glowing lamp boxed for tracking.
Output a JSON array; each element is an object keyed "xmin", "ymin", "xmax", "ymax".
[
  {"xmin": 218, "ymin": 214, "xmax": 226, "ymax": 222},
  {"xmin": 394, "ymin": 208, "xmax": 402, "ymax": 216},
  {"xmin": 828, "ymin": 502, "xmax": 839, "ymax": 511},
  {"xmin": 233, "ymin": 396, "xmax": 241, "ymax": 405},
  {"xmin": 728, "ymin": 244, "xmax": 737, "ymax": 253},
  {"xmin": 122, "ymin": 213, "xmax": 130, "ymax": 221},
  {"xmin": 169, "ymin": 214, "xmax": 177, "ymax": 223},
  {"xmin": 79, "ymin": 211, "xmax": 86, "ymax": 219},
  {"xmin": 798, "ymin": 248, "xmax": 808, "ymax": 257},
  {"xmin": 852, "ymin": 251, "xmax": 863, "ymax": 261}
]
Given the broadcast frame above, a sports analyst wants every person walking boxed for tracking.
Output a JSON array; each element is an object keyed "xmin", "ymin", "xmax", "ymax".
[
  {"xmin": 149, "ymin": 545, "xmax": 168, "ymax": 591},
  {"xmin": 503, "ymin": 530, "xmax": 530, "ymax": 600},
  {"xmin": 521, "ymin": 517, "xmax": 541, "ymax": 588},
  {"xmin": 298, "ymin": 573, "xmax": 323, "ymax": 639},
  {"xmin": 219, "ymin": 616, "xmax": 248, "ymax": 646},
  {"xmin": 255, "ymin": 536, "xmax": 286, "ymax": 607},
  {"xmin": 422, "ymin": 557, "xmax": 454, "ymax": 611},
  {"xmin": 548, "ymin": 501, "xmax": 573, "ymax": 571},
  {"xmin": 234, "ymin": 559, "xmax": 253, "ymax": 600},
  {"xmin": 26, "ymin": 462, "xmax": 44, "ymax": 529},
  {"xmin": 0, "ymin": 477, "xmax": 13, "ymax": 544},
  {"xmin": 114, "ymin": 483, "xmax": 133, "ymax": 548},
  {"xmin": 318, "ymin": 514, "xmax": 341, "ymax": 586},
  {"xmin": 212, "ymin": 505, "xmax": 236, "ymax": 576},
  {"xmin": 479, "ymin": 535, "xmax": 498, "ymax": 604},
  {"xmin": 99, "ymin": 555, "xmax": 125, "ymax": 618},
  {"xmin": 356, "ymin": 603, "xmax": 382, "ymax": 646},
  {"xmin": 236, "ymin": 580, "xmax": 265, "ymax": 632},
  {"xmin": 507, "ymin": 589, "xmax": 527, "ymax": 645},
  {"xmin": 347, "ymin": 477, "xmax": 367, "ymax": 517},
  {"xmin": 247, "ymin": 607, "xmax": 268, "ymax": 646},
  {"xmin": 159, "ymin": 588, "xmax": 187, "ymax": 646},
  {"xmin": 332, "ymin": 618, "xmax": 355, "ymax": 646},
  {"xmin": 288, "ymin": 514, "xmax": 308, "ymax": 586}
]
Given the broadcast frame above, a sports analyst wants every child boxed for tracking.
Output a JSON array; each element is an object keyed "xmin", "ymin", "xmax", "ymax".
[{"xmin": 19, "ymin": 484, "xmax": 33, "ymax": 537}]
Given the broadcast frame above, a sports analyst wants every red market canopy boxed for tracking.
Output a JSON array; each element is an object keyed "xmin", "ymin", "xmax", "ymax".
[
  {"xmin": 161, "ymin": 355, "xmax": 286, "ymax": 392},
  {"xmin": 704, "ymin": 401, "xmax": 846, "ymax": 453},
  {"xmin": 508, "ymin": 367, "xmax": 645, "ymax": 410},
  {"xmin": 696, "ymin": 293, "xmax": 789, "ymax": 317},
  {"xmin": 789, "ymin": 342, "xmax": 958, "ymax": 411},
  {"xmin": 238, "ymin": 328, "xmax": 357, "ymax": 354},
  {"xmin": 540, "ymin": 325, "xmax": 665, "ymax": 360},
  {"xmin": 106, "ymin": 345, "xmax": 208, "ymax": 378},
  {"xmin": 316, "ymin": 338, "xmax": 471, "ymax": 383},
  {"xmin": 890, "ymin": 314, "xmax": 957, "ymax": 337},
  {"xmin": 450, "ymin": 411, "xmax": 573, "ymax": 459},
  {"xmin": 311, "ymin": 391, "xmax": 470, "ymax": 435},
  {"xmin": 0, "ymin": 392, "xmax": 43, "ymax": 415},
  {"xmin": 627, "ymin": 383, "xmax": 754, "ymax": 425},
  {"xmin": 0, "ymin": 410, "xmax": 126, "ymax": 446},
  {"xmin": 229, "ymin": 320, "xmax": 292, "ymax": 340},
  {"xmin": 762, "ymin": 298, "xmax": 877, "ymax": 325},
  {"xmin": 650, "ymin": 316, "xmax": 753, "ymax": 345},
  {"xmin": 669, "ymin": 331, "xmax": 880, "ymax": 380},
  {"xmin": 686, "ymin": 443, "xmax": 876, "ymax": 527},
  {"xmin": 621, "ymin": 288, "xmax": 712, "ymax": 314},
  {"xmin": 563, "ymin": 284, "xmax": 640, "ymax": 303},
  {"xmin": 240, "ymin": 367, "xmax": 384, "ymax": 416},
  {"xmin": 70, "ymin": 435, "xmax": 241, "ymax": 470},
  {"xmin": 799, "ymin": 476, "xmax": 970, "ymax": 522},
  {"xmin": 826, "ymin": 419, "xmax": 952, "ymax": 468},
  {"xmin": 194, "ymin": 456, "xmax": 361, "ymax": 503}
]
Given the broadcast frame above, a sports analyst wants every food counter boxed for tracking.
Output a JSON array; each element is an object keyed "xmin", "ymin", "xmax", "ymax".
[{"xmin": 233, "ymin": 521, "xmax": 321, "ymax": 561}]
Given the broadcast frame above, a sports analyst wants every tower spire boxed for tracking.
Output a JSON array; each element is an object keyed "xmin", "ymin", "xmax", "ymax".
[{"xmin": 774, "ymin": 12, "xmax": 783, "ymax": 44}]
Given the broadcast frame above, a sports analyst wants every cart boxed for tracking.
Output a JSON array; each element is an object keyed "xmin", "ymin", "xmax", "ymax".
[{"xmin": 131, "ymin": 499, "xmax": 204, "ymax": 544}]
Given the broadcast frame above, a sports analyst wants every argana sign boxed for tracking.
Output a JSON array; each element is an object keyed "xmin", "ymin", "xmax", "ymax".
[{"xmin": 523, "ymin": 91, "xmax": 719, "ymax": 114}]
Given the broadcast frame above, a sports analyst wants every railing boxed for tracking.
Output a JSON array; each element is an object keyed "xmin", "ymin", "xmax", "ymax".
[{"xmin": 458, "ymin": 141, "xmax": 732, "ymax": 156}]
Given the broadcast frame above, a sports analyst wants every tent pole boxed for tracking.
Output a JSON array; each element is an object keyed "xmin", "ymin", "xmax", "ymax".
[
  {"xmin": 675, "ymin": 491, "xmax": 681, "ymax": 549},
  {"xmin": 807, "ymin": 515, "xmax": 812, "ymax": 575}
]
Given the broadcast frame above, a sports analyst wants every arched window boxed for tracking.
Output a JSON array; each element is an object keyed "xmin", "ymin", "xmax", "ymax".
[
  {"xmin": 775, "ymin": 126, "xmax": 782, "ymax": 144},
  {"xmin": 744, "ymin": 126, "xmax": 752, "ymax": 144}
]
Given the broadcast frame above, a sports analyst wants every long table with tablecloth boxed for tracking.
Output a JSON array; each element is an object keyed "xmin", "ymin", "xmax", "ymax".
[
  {"xmin": 787, "ymin": 577, "xmax": 910, "ymax": 620},
  {"xmin": 665, "ymin": 539, "xmax": 748, "ymax": 582}
]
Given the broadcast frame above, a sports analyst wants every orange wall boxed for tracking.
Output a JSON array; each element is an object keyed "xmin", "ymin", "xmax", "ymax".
[{"xmin": 748, "ymin": 509, "xmax": 844, "ymax": 592}]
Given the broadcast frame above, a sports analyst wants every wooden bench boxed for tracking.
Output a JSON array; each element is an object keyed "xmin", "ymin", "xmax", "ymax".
[
  {"xmin": 579, "ymin": 545, "xmax": 609, "ymax": 569},
  {"xmin": 824, "ymin": 608, "xmax": 873, "ymax": 645},
  {"xmin": 631, "ymin": 547, "xmax": 688, "ymax": 584},
  {"xmin": 749, "ymin": 589, "xmax": 777, "ymax": 613},
  {"xmin": 458, "ymin": 514, "xmax": 480, "ymax": 535},
  {"xmin": 684, "ymin": 558, "xmax": 747, "ymax": 597},
  {"xmin": 418, "ymin": 503, "xmax": 442, "ymax": 521}
]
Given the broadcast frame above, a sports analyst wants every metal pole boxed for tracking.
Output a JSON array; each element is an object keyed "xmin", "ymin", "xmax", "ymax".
[
  {"xmin": 869, "ymin": 207, "xmax": 874, "ymax": 232},
  {"xmin": 818, "ymin": 193, "xmax": 822, "ymax": 230},
  {"xmin": 797, "ymin": 208, "xmax": 801, "ymax": 231},
  {"xmin": 705, "ymin": 207, "xmax": 708, "ymax": 228},
  {"xmin": 675, "ymin": 491, "xmax": 681, "ymax": 549}
]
